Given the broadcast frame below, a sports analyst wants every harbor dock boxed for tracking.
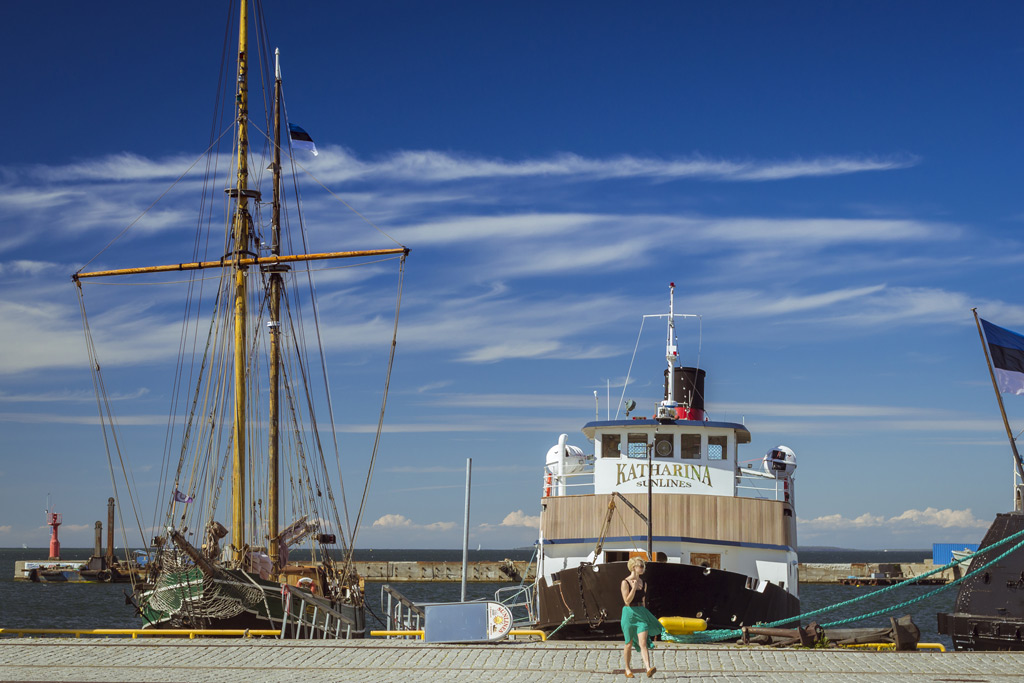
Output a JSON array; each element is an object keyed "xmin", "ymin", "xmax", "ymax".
[
  {"xmin": 1, "ymin": 638, "xmax": 1022, "ymax": 682},
  {"xmin": 11, "ymin": 560, "xmax": 954, "ymax": 583}
]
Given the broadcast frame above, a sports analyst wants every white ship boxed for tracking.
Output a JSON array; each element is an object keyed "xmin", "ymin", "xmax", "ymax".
[{"xmin": 531, "ymin": 283, "xmax": 800, "ymax": 638}]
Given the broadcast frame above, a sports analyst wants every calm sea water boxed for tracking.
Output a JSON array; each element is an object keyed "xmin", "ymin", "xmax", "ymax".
[{"xmin": 0, "ymin": 547, "xmax": 955, "ymax": 647}]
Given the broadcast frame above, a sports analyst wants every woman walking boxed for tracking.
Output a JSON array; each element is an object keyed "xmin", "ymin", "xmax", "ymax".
[{"xmin": 620, "ymin": 556, "xmax": 663, "ymax": 677}]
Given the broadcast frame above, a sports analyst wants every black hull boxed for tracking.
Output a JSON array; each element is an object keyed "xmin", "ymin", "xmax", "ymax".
[
  {"xmin": 535, "ymin": 560, "xmax": 800, "ymax": 639},
  {"xmin": 938, "ymin": 511, "xmax": 1024, "ymax": 651}
]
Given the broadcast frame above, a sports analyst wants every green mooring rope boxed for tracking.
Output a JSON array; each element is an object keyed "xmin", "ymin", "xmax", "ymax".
[{"xmin": 675, "ymin": 523, "xmax": 1024, "ymax": 644}]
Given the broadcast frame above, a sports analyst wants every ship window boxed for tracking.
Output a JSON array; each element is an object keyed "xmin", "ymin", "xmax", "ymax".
[
  {"xmin": 654, "ymin": 433, "xmax": 674, "ymax": 458},
  {"xmin": 627, "ymin": 433, "xmax": 649, "ymax": 458},
  {"xmin": 679, "ymin": 434, "xmax": 700, "ymax": 459},
  {"xmin": 601, "ymin": 434, "xmax": 621, "ymax": 458},
  {"xmin": 690, "ymin": 552, "xmax": 721, "ymax": 570},
  {"xmin": 708, "ymin": 435, "xmax": 727, "ymax": 460}
]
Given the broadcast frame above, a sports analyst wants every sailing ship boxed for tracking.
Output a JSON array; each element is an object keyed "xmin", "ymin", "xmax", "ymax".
[
  {"xmin": 938, "ymin": 312, "xmax": 1024, "ymax": 650},
  {"xmin": 532, "ymin": 283, "xmax": 800, "ymax": 638},
  {"xmin": 72, "ymin": 0, "xmax": 407, "ymax": 637}
]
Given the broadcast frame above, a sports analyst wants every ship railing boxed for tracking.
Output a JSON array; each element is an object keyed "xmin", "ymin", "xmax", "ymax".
[
  {"xmin": 735, "ymin": 469, "xmax": 789, "ymax": 502},
  {"xmin": 542, "ymin": 467, "xmax": 594, "ymax": 497},
  {"xmin": 279, "ymin": 585, "xmax": 359, "ymax": 639},
  {"xmin": 495, "ymin": 583, "xmax": 536, "ymax": 628},
  {"xmin": 379, "ymin": 583, "xmax": 425, "ymax": 638}
]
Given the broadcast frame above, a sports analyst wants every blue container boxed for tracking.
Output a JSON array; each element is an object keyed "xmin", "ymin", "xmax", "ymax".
[{"xmin": 932, "ymin": 542, "xmax": 980, "ymax": 565}]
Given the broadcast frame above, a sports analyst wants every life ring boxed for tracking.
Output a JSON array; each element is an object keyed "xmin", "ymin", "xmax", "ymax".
[{"xmin": 97, "ymin": 570, "xmax": 111, "ymax": 582}]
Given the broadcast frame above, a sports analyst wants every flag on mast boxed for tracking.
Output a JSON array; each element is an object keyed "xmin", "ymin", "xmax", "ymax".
[
  {"xmin": 981, "ymin": 319, "xmax": 1024, "ymax": 395},
  {"xmin": 173, "ymin": 489, "xmax": 194, "ymax": 504},
  {"xmin": 288, "ymin": 124, "xmax": 318, "ymax": 156}
]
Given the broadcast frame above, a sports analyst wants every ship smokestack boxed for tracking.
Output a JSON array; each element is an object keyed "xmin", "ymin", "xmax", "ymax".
[{"xmin": 664, "ymin": 367, "xmax": 706, "ymax": 420}]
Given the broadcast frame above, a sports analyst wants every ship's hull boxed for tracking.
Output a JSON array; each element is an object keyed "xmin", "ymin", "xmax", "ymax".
[
  {"xmin": 137, "ymin": 567, "xmax": 365, "ymax": 638},
  {"xmin": 938, "ymin": 511, "xmax": 1024, "ymax": 651},
  {"xmin": 535, "ymin": 560, "xmax": 799, "ymax": 639}
]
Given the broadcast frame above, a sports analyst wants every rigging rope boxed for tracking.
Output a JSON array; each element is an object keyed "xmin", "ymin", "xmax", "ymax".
[
  {"xmin": 247, "ymin": 118, "xmax": 406, "ymax": 248},
  {"xmin": 345, "ymin": 253, "xmax": 408, "ymax": 577},
  {"xmin": 677, "ymin": 523, "xmax": 1024, "ymax": 643},
  {"xmin": 75, "ymin": 283, "xmax": 148, "ymax": 587},
  {"xmin": 75, "ymin": 127, "xmax": 235, "ymax": 274}
]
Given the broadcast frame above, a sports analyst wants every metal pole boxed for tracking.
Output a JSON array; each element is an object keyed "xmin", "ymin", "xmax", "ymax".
[
  {"xmin": 647, "ymin": 444, "xmax": 653, "ymax": 561},
  {"xmin": 972, "ymin": 309, "xmax": 1024, "ymax": 502},
  {"xmin": 461, "ymin": 458, "xmax": 472, "ymax": 602}
]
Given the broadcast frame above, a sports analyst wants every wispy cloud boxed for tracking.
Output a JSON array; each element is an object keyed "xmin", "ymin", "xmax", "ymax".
[
  {"xmin": 0, "ymin": 388, "xmax": 148, "ymax": 403},
  {"xmin": 309, "ymin": 148, "xmax": 917, "ymax": 184},
  {"xmin": 800, "ymin": 507, "xmax": 989, "ymax": 531}
]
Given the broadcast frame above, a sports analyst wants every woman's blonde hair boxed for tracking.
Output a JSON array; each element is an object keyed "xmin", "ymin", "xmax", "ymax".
[{"xmin": 627, "ymin": 556, "xmax": 646, "ymax": 572}]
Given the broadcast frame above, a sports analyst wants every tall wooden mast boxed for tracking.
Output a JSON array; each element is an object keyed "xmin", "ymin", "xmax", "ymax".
[
  {"xmin": 230, "ymin": 0, "xmax": 252, "ymax": 563},
  {"xmin": 268, "ymin": 48, "xmax": 284, "ymax": 568}
]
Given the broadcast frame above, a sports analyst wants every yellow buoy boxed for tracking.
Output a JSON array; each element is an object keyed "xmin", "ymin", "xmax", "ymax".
[{"xmin": 658, "ymin": 616, "xmax": 707, "ymax": 635}]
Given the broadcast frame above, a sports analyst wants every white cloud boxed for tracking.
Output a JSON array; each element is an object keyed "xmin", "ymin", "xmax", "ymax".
[
  {"xmin": 500, "ymin": 510, "xmax": 540, "ymax": 528},
  {"xmin": 372, "ymin": 514, "xmax": 413, "ymax": 528},
  {"xmin": 371, "ymin": 513, "xmax": 455, "ymax": 532},
  {"xmin": 705, "ymin": 217, "xmax": 953, "ymax": 245},
  {"xmin": 889, "ymin": 507, "xmax": 991, "ymax": 528},
  {"xmin": 800, "ymin": 507, "xmax": 989, "ymax": 531},
  {"xmin": 309, "ymin": 148, "xmax": 916, "ymax": 184},
  {"xmin": 0, "ymin": 388, "xmax": 148, "ymax": 403}
]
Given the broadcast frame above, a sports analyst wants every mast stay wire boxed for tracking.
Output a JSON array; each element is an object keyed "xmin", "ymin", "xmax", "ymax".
[
  {"xmin": 615, "ymin": 312, "xmax": 702, "ymax": 421},
  {"xmin": 345, "ymin": 253, "xmax": 407, "ymax": 571},
  {"xmin": 75, "ymin": 286, "xmax": 148, "ymax": 574},
  {"xmin": 247, "ymin": 119, "xmax": 406, "ymax": 249}
]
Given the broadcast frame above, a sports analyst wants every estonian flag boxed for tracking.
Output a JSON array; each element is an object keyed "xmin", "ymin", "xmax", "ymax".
[
  {"xmin": 289, "ymin": 124, "xmax": 318, "ymax": 156},
  {"xmin": 981, "ymin": 319, "xmax": 1024, "ymax": 395}
]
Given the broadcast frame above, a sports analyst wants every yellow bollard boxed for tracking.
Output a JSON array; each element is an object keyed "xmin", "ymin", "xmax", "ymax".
[{"xmin": 658, "ymin": 616, "xmax": 707, "ymax": 635}]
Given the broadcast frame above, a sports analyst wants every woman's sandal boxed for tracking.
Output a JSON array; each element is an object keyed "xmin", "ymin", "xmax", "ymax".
[
  {"xmin": 646, "ymin": 667, "xmax": 657, "ymax": 677},
  {"xmin": 625, "ymin": 671, "xmax": 634, "ymax": 678}
]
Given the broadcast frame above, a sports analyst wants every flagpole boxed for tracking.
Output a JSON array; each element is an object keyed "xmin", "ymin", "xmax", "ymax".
[{"xmin": 972, "ymin": 308, "xmax": 1024, "ymax": 502}]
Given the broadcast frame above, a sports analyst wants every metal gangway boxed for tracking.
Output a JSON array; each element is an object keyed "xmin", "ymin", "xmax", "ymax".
[
  {"xmin": 378, "ymin": 584, "xmax": 426, "ymax": 638},
  {"xmin": 279, "ymin": 584, "xmax": 362, "ymax": 639}
]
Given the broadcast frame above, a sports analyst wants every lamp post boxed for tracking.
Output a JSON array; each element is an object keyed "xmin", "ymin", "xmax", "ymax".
[{"xmin": 647, "ymin": 442, "xmax": 653, "ymax": 561}]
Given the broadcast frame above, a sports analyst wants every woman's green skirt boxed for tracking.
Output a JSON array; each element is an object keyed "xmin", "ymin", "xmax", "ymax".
[{"xmin": 621, "ymin": 605, "xmax": 664, "ymax": 652}]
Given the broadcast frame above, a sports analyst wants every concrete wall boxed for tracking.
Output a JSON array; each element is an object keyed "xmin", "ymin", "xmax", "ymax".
[
  {"xmin": 354, "ymin": 560, "xmax": 535, "ymax": 583},
  {"xmin": 799, "ymin": 560, "xmax": 956, "ymax": 583}
]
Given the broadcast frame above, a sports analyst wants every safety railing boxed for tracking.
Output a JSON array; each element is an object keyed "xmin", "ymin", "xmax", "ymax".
[
  {"xmin": 279, "ymin": 584, "xmax": 359, "ymax": 639},
  {"xmin": 735, "ymin": 469, "xmax": 790, "ymax": 503},
  {"xmin": 541, "ymin": 468, "xmax": 594, "ymax": 497},
  {"xmin": 494, "ymin": 584, "xmax": 536, "ymax": 628},
  {"xmin": 542, "ymin": 464, "xmax": 791, "ymax": 503},
  {"xmin": 378, "ymin": 584, "xmax": 425, "ymax": 638}
]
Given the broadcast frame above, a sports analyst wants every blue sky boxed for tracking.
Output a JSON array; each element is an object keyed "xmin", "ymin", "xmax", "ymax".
[{"xmin": 3, "ymin": 1, "xmax": 1024, "ymax": 552}]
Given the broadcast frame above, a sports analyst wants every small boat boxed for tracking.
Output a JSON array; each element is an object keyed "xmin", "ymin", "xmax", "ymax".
[
  {"xmin": 72, "ymin": 0, "xmax": 408, "ymax": 637},
  {"xmin": 949, "ymin": 548, "xmax": 974, "ymax": 566},
  {"xmin": 938, "ymin": 314, "xmax": 1024, "ymax": 650},
  {"xmin": 530, "ymin": 284, "xmax": 800, "ymax": 638}
]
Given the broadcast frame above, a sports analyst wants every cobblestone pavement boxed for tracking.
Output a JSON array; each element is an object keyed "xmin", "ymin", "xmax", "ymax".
[{"xmin": 1, "ymin": 639, "xmax": 1022, "ymax": 683}]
